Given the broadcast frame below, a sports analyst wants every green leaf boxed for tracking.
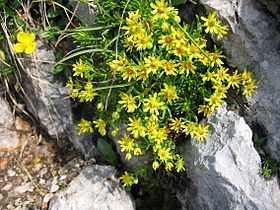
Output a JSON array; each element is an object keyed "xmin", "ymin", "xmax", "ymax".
[
  {"xmin": 47, "ymin": 8, "xmax": 61, "ymax": 18},
  {"xmin": 171, "ymin": 0, "xmax": 187, "ymax": 6},
  {"xmin": 97, "ymin": 138, "xmax": 117, "ymax": 165}
]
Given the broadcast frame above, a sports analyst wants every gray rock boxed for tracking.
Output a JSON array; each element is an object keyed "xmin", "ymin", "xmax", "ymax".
[
  {"xmin": 0, "ymin": 97, "xmax": 14, "ymax": 129},
  {"xmin": 71, "ymin": 1, "xmax": 96, "ymax": 26},
  {"xmin": 0, "ymin": 97, "xmax": 20, "ymax": 151},
  {"xmin": 198, "ymin": 0, "xmax": 280, "ymax": 161},
  {"xmin": 49, "ymin": 165, "xmax": 135, "ymax": 210},
  {"xmin": 20, "ymin": 41, "xmax": 96, "ymax": 158},
  {"xmin": 179, "ymin": 106, "xmax": 280, "ymax": 210}
]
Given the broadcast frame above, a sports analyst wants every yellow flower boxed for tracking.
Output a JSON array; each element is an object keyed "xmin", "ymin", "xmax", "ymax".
[
  {"xmin": 209, "ymin": 49, "xmax": 225, "ymax": 67},
  {"xmin": 77, "ymin": 119, "xmax": 94, "ymax": 135},
  {"xmin": 133, "ymin": 147, "xmax": 142, "ymax": 156},
  {"xmin": 214, "ymin": 67, "xmax": 230, "ymax": 82},
  {"xmin": 152, "ymin": 161, "xmax": 160, "ymax": 170},
  {"xmin": 213, "ymin": 82, "xmax": 228, "ymax": 98},
  {"xmin": 226, "ymin": 70, "xmax": 241, "ymax": 88},
  {"xmin": 184, "ymin": 121, "xmax": 197, "ymax": 138},
  {"xmin": 195, "ymin": 124, "xmax": 209, "ymax": 141},
  {"xmin": 150, "ymin": 126, "xmax": 169, "ymax": 144},
  {"xmin": 179, "ymin": 59, "xmax": 197, "ymax": 75},
  {"xmin": 163, "ymin": 60, "xmax": 178, "ymax": 76},
  {"xmin": 13, "ymin": 30, "xmax": 36, "ymax": 54},
  {"xmin": 158, "ymin": 147, "xmax": 173, "ymax": 163},
  {"xmin": 126, "ymin": 10, "xmax": 141, "ymax": 25},
  {"xmin": 137, "ymin": 61, "xmax": 151, "ymax": 81},
  {"xmin": 202, "ymin": 71, "xmax": 214, "ymax": 82},
  {"xmin": 135, "ymin": 32, "xmax": 153, "ymax": 51},
  {"xmin": 119, "ymin": 171, "xmax": 138, "ymax": 187},
  {"xmin": 198, "ymin": 105, "xmax": 212, "ymax": 117},
  {"xmin": 165, "ymin": 162, "xmax": 174, "ymax": 171},
  {"xmin": 144, "ymin": 56, "xmax": 164, "ymax": 74},
  {"xmin": 109, "ymin": 54, "xmax": 128, "ymax": 72},
  {"xmin": 175, "ymin": 157, "xmax": 185, "ymax": 172},
  {"xmin": 171, "ymin": 26, "xmax": 186, "ymax": 47},
  {"xmin": 158, "ymin": 34, "xmax": 173, "ymax": 50},
  {"xmin": 120, "ymin": 65, "xmax": 137, "ymax": 82},
  {"xmin": 169, "ymin": 117, "xmax": 185, "ymax": 134},
  {"xmin": 127, "ymin": 117, "xmax": 146, "ymax": 139},
  {"xmin": 124, "ymin": 35, "xmax": 135, "ymax": 52},
  {"xmin": 78, "ymin": 83, "xmax": 98, "ymax": 102},
  {"xmin": 186, "ymin": 43, "xmax": 202, "ymax": 60},
  {"xmin": 92, "ymin": 119, "xmax": 106, "ymax": 136},
  {"xmin": 241, "ymin": 69, "xmax": 254, "ymax": 85},
  {"xmin": 242, "ymin": 80, "xmax": 257, "ymax": 96},
  {"xmin": 201, "ymin": 12, "xmax": 220, "ymax": 34},
  {"xmin": 143, "ymin": 93, "xmax": 165, "ymax": 116},
  {"xmin": 73, "ymin": 59, "xmax": 85, "ymax": 78},
  {"xmin": 118, "ymin": 93, "xmax": 138, "ymax": 113},
  {"xmin": 159, "ymin": 83, "xmax": 179, "ymax": 103},
  {"xmin": 150, "ymin": 0, "xmax": 175, "ymax": 20},
  {"xmin": 118, "ymin": 134, "xmax": 134, "ymax": 152},
  {"xmin": 204, "ymin": 93, "xmax": 224, "ymax": 110}
]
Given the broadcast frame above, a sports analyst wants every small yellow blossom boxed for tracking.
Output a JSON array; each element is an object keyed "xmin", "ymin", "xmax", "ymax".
[
  {"xmin": 78, "ymin": 83, "xmax": 98, "ymax": 102},
  {"xmin": 92, "ymin": 119, "xmax": 106, "ymax": 136},
  {"xmin": 77, "ymin": 119, "xmax": 94, "ymax": 135},
  {"xmin": 158, "ymin": 34, "xmax": 173, "ymax": 50},
  {"xmin": 198, "ymin": 105, "xmax": 212, "ymax": 117},
  {"xmin": 118, "ymin": 93, "xmax": 138, "ymax": 113},
  {"xmin": 150, "ymin": 0, "xmax": 175, "ymax": 20},
  {"xmin": 214, "ymin": 67, "xmax": 230, "ymax": 82},
  {"xmin": 165, "ymin": 162, "xmax": 174, "ymax": 171},
  {"xmin": 73, "ymin": 59, "xmax": 85, "ymax": 78},
  {"xmin": 195, "ymin": 124, "xmax": 209, "ymax": 141},
  {"xmin": 179, "ymin": 59, "xmax": 196, "ymax": 75},
  {"xmin": 226, "ymin": 70, "xmax": 241, "ymax": 88},
  {"xmin": 159, "ymin": 83, "xmax": 179, "ymax": 103},
  {"xmin": 163, "ymin": 60, "xmax": 178, "ymax": 76},
  {"xmin": 135, "ymin": 33, "xmax": 153, "ymax": 51},
  {"xmin": 143, "ymin": 93, "xmax": 165, "ymax": 116},
  {"xmin": 209, "ymin": 50, "xmax": 225, "ymax": 67},
  {"xmin": 184, "ymin": 121, "xmax": 198, "ymax": 138},
  {"xmin": 144, "ymin": 56, "xmax": 164, "ymax": 74},
  {"xmin": 213, "ymin": 82, "xmax": 228, "ymax": 98},
  {"xmin": 150, "ymin": 126, "xmax": 169, "ymax": 144},
  {"xmin": 120, "ymin": 65, "xmax": 137, "ymax": 82},
  {"xmin": 169, "ymin": 117, "xmax": 185, "ymax": 134},
  {"xmin": 243, "ymin": 80, "xmax": 257, "ymax": 96},
  {"xmin": 13, "ymin": 30, "xmax": 36, "ymax": 54},
  {"xmin": 118, "ymin": 134, "xmax": 134, "ymax": 152},
  {"xmin": 157, "ymin": 147, "xmax": 173, "ymax": 163},
  {"xmin": 175, "ymin": 157, "xmax": 185, "ymax": 172},
  {"xmin": 204, "ymin": 93, "xmax": 224, "ymax": 110},
  {"xmin": 152, "ymin": 161, "xmax": 160, "ymax": 170},
  {"xmin": 127, "ymin": 117, "xmax": 146, "ymax": 138},
  {"xmin": 126, "ymin": 10, "xmax": 141, "ymax": 25},
  {"xmin": 119, "ymin": 171, "xmax": 138, "ymax": 187},
  {"xmin": 201, "ymin": 12, "xmax": 220, "ymax": 34},
  {"xmin": 133, "ymin": 147, "xmax": 142, "ymax": 156}
]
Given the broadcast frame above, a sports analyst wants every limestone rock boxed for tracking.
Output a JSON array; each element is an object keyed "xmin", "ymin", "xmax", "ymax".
[
  {"xmin": 0, "ymin": 97, "xmax": 14, "ymax": 129},
  {"xmin": 49, "ymin": 165, "xmax": 135, "ymax": 210},
  {"xmin": 198, "ymin": 0, "xmax": 280, "ymax": 161},
  {"xmin": 0, "ymin": 97, "xmax": 20, "ymax": 151},
  {"xmin": 20, "ymin": 41, "xmax": 96, "ymax": 158},
  {"xmin": 179, "ymin": 106, "xmax": 280, "ymax": 210}
]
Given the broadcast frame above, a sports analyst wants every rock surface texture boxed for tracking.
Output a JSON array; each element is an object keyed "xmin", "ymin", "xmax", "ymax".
[
  {"xmin": 198, "ymin": 0, "xmax": 280, "ymax": 161},
  {"xmin": 179, "ymin": 106, "xmax": 280, "ymax": 210},
  {"xmin": 48, "ymin": 165, "xmax": 135, "ymax": 210},
  {"xmin": 20, "ymin": 41, "xmax": 95, "ymax": 158},
  {"xmin": 0, "ymin": 97, "xmax": 20, "ymax": 151}
]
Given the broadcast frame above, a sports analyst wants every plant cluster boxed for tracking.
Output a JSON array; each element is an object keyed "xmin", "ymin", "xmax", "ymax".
[{"xmin": 64, "ymin": 0, "xmax": 257, "ymax": 187}]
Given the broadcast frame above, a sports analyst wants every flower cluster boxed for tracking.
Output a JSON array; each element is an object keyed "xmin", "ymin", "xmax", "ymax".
[{"xmin": 67, "ymin": 0, "xmax": 257, "ymax": 188}]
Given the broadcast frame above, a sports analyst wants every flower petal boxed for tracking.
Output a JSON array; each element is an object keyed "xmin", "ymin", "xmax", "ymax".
[
  {"xmin": 14, "ymin": 43, "xmax": 25, "ymax": 53},
  {"xmin": 24, "ymin": 42, "xmax": 36, "ymax": 54}
]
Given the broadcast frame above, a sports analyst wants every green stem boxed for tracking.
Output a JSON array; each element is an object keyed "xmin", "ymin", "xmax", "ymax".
[{"xmin": 90, "ymin": 83, "xmax": 132, "ymax": 92}]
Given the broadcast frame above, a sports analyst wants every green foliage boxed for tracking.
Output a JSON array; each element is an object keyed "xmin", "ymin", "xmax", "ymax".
[
  {"xmin": 97, "ymin": 138, "xmax": 117, "ymax": 165},
  {"xmin": 253, "ymin": 133, "xmax": 279, "ymax": 178}
]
